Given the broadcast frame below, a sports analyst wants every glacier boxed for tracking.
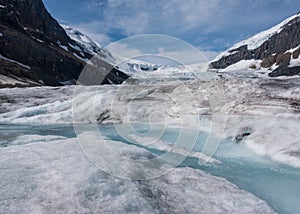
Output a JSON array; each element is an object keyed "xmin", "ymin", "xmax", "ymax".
[
  {"xmin": 1, "ymin": 73, "xmax": 299, "ymax": 167},
  {"xmin": 0, "ymin": 69, "xmax": 300, "ymax": 213}
]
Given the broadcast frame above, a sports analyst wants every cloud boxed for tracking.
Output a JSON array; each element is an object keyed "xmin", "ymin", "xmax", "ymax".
[
  {"xmin": 73, "ymin": 21, "xmax": 112, "ymax": 45},
  {"xmin": 106, "ymin": 43, "xmax": 143, "ymax": 61},
  {"xmin": 61, "ymin": 0, "xmax": 300, "ymax": 50},
  {"xmin": 105, "ymin": 34, "xmax": 218, "ymax": 65}
]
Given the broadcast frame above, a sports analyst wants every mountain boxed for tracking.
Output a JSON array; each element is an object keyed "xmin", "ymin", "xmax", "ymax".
[
  {"xmin": 61, "ymin": 25, "xmax": 116, "ymax": 65},
  {"xmin": 0, "ymin": 0, "xmax": 128, "ymax": 87},
  {"xmin": 211, "ymin": 13, "xmax": 300, "ymax": 77}
]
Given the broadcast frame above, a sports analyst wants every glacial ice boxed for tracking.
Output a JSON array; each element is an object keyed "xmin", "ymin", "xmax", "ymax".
[
  {"xmin": 0, "ymin": 133, "xmax": 275, "ymax": 213},
  {"xmin": 0, "ymin": 70, "xmax": 300, "ymax": 212},
  {"xmin": 0, "ymin": 73, "xmax": 299, "ymax": 168}
]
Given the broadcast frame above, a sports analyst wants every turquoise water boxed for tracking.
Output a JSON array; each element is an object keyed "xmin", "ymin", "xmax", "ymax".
[
  {"xmin": 1, "ymin": 124, "xmax": 300, "ymax": 214},
  {"xmin": 99, "ymin": 124, "xmax": 300, "ymax": 214}
]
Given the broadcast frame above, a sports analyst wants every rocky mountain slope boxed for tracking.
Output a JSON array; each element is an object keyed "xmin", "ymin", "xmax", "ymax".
[
  {"xmin": 0, "ymin": 0, "xmax": 128, "ymax": 87},
  {"xmin": 211, "ymin": 13, "xmax": 300, "ymax": 77}
]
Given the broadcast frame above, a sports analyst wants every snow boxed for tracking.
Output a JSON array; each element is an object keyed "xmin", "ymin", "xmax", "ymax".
[
  {"xmin": 0, "ymin": 133, "xmax": 275, "ymax": 213},
  {"xmin": 213, "ymin": 43, "xmax": 300, "ymax": 73},
  {"xmin": 213, "ymin": 51, "xmax": 238, "ymax": 61},
  {"xmin": 68, "ymin": 42, "xmax": 82, "ymax": 52},
  {"xmin": 0, "ymin": 5, "xmax": 5, "ymax": 8},
  {"xmin": 0, "ymin": 74, "xmax": 30, "ymax": 86},
  {"xmin": 0, "ymin": 74, "xmax": 39, "ymax": 87},
  {"xmin": 0, "ymin": 54, "xmax": 31, "ymax": 70},
  {"xmin": 61, "ymin": 25, "xmax": 100, "ymax": 52},
  {"xmin": 287, "ymin": 47, "xmax": 300, "ymax": 68},
  {"xmin": 59, "ymin": 45, "xmax": 68, "ymax": 52},
  {"xmin": 289, "ymin": 57, "xmax": 300, "ymax": 67},
  {"xmin": 285, "ymin": 45, "xmax": 300, "ymax": 54},
  {"xmin": 0, "ymin": 33, "xmax": 3, "ymax": 37},
  {"xmin": 213, "ymin": 13, "xmax": 300, "ymax": 62},
  {"xmin": 33, "ymin": 37, "xmax": 44, "ymax": 43},
  {"xmin": 61, "ymin": 24, "xmax": 116, "ymax": 64},
  {"xmin": 73, "ymin": 53, "xmax": 93, "ymax": 65},
  {"xmin": 219, "ymin": 59, "xmax": 262, "ymax": 72}
]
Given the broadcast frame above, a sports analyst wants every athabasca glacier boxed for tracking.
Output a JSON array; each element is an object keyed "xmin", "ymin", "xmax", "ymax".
[
  {"xmin": 0, "ymin": 74, "xmax": 299, "ymax": 168},
  {"xmin": 1, "ymin": 71, "xmax": 300, "ymax": 213}
]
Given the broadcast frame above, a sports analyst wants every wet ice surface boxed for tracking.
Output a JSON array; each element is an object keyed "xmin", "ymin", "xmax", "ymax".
[
  {"xmin": 0, "ymin": 77, "xmax": 299, "ymax": 168},
  {"xmin": 1, "ymin": 125, "xmax": 300, "ymax": 213},
  {"xmin": 0, "ymin": 125, "xmax": 275, "ymax": 214},
  {"xmin": 0, "ymin": 74, "xmax": 300, "ymax": 213}
]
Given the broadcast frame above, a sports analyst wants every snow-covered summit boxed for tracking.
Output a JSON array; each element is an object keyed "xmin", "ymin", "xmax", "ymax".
[
  {"xmin": 62, "ymin": 25, "xmax": 102, "ymax": 55},
  {"xmin": 213, "ymin": 13, "xmax": 300, "ymax": 62},
  {"xmin": 61, "ymin": 25, "xmax": 116, "ymax": 64},
  {"xmin": 211, "ymin": 13, "xmax": 300, "ymax": 77}
]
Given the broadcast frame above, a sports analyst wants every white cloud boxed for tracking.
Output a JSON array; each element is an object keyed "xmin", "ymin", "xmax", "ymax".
[
  {"xmin": 105, "ymin": 34, "xmax": 218, "ymax": 65},
  {"xmin": 201, "ymin": 51, "xmax": 220, "ymax": 61},
  {"xmin": 82, "ymin": 0, "xmax": 228, "ymax": 36},
  {"xmin": 106, "ymin": 43, "xmax": 143, "ymax": 61},
  {"xmin": 156, "ymin": 49, "xmax": 208, "ymax": 65},
  {"xmin": 73, "ymin": 21, "xmax": 112, "ymax": 46},
  {"xmin": 71, "ymin": 0, "xmax": 300, "ymax": 51},
  {"xmin": 117, "ymin": 12, "xmax": 150, "ymax": 35}
]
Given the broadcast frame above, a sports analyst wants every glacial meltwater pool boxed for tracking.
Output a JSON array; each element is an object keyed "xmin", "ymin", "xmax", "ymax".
[{"xmin": 1, "ymin": 124, "xmax": 300, "ymax": 214}]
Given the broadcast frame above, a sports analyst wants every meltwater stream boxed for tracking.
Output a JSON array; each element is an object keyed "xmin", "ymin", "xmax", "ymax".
[{"xmin": 1, "ymin": 124, "xmax": 300, "ymax": 214}]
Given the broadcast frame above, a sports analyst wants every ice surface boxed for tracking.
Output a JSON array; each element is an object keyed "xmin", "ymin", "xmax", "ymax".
[
  {"xmin": 128, "ymin": 134, "xmax": 221, "ymax": 164},
  {"xmin": 0, "ymin": 72, "xmax": 300, "ymax": 168},
  {"xmin": 1, "ymin": 74, "xmax": 300, "ymax": 168},
  {"xmin": 0, "ymin": 134, "xmax": 275, "ymax": 213},
  {"xmin": 12, "ymin": 134, "xmax": 67, "ymax": 146},
  {"xmin": 117, "ymin": 57, "xmax": 210, "ymax": 81}
]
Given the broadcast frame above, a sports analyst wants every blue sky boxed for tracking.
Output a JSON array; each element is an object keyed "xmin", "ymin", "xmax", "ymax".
[{"xmin": 43, "ymin": 0, "xmax": 300, "ymax": 58}]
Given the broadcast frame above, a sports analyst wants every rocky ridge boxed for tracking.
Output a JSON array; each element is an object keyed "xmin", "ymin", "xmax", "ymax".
[
  {"xmin": 211, "ymin": 13, "xmax": 300, "ymax": 77},
  {"xmin": 0, "ymin": 0, "xmax": 128, "ymax": 87}
]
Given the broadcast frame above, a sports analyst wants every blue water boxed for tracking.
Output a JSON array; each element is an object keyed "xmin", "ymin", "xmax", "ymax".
[
  {"xmin": 1, "ymin": 124, "xmax": 300, "ymax": 214},
  {"xmin": 97, "ymin": 124, "xmax": 300, "ymax": 214}
]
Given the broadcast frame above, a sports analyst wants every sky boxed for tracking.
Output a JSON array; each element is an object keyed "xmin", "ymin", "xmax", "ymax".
[{"xmin": 43, "ymin": 0, "xmax": 300, "ymax": 60}]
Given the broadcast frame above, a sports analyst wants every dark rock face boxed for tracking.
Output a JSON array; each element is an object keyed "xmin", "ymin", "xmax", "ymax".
[
  {"xmin": 0, "ymin": 0, "xmax": 128, "ymax": 86},
  {"xmin": 275, "ymin": 52, "xmax": 292, "ymax": 66},
  {"xmin": 211, "ymin": 14, "xmax": 300, "ymax": 77},
  {"xmin": 269, "ymin": 66, "xmax": 300, "ymax": 77}
]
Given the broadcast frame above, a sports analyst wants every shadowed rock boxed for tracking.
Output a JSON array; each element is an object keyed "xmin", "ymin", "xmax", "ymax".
[{"xmin": 0, "ymin": 0, "xmax": 128, "ymax": 87}]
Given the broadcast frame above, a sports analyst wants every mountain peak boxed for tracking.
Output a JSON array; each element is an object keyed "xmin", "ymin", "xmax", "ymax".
[
  {"xmin": 0, "ymin": 0, "xmax": 128, "ymax": 87},
  {"xmin": 211, "ymin": 13, "xmax": 300, "ymax": 77}
]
